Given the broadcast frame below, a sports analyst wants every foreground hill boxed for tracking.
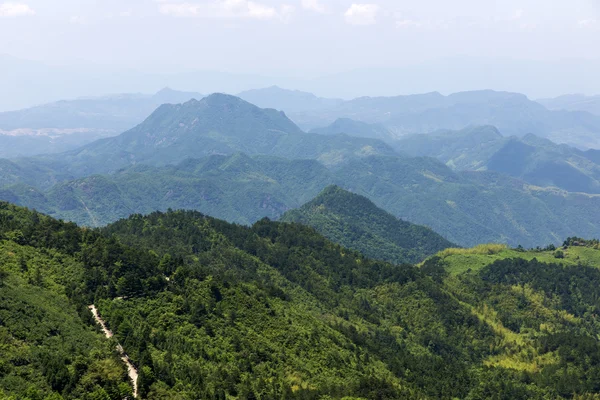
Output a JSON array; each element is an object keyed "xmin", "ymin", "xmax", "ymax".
[
  {"xmin": 280, "ymin": 185, "xmax": 454, "ymax": 264},
  {"xmin": 3, "ymin": 202, "xmax": 600, "ymax": 398},
  {"xmin": 398, "ymin": 126, "xmax": 600, "ymax": 193},
  {"xmin": 0, "ymin": 88, "xmax": 204, "ymax": 158},
  {"xmin": 0, "ymin": 203, "xmax": 135, "ymax": 398}
]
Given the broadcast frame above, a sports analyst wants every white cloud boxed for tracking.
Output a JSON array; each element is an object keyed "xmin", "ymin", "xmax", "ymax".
[
  {"xmin": 301, "ymin": 0, "xmax": 326, "ymax": 14},
  {"xmin": 158, "ymin": 0, "xmax": 293, "ymax": 21},
  {"xmin": 0, "ymin": 2, "xmax": 34, "ymax": 17},
  {"xmin": 396, "ymin": 19, "xmax": 422, "ymax": 28},
  {"xmin": 280, "ymin": 4, "xmax": 295, "ymax": 22},
  {"xmin": 578, "ymin": 18, "xmax": 597, "ymax": 27},
  {"xmin": 344, "ymin": 3, "xmax": 379, "ymax": 26}
]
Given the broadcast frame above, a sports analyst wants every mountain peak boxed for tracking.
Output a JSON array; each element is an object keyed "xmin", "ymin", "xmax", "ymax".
[
  {"xmin": 153, "ymin": 87, "xmax": 204, "ymax": 104},
  {"xmin": 156, "ymin": 87, "xmax": 176, "ymax": 95},
  {"xmin": 204, "ymin": 92, "xmax": 248, "ymax": 104},
  {"xmin": 282, "ymin": 185, "xmax": 454, "ymax": 264}
]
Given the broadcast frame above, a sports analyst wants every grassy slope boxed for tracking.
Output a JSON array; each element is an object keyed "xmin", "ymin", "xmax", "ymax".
[{"xmin": 435, "ymin": 243, "xmax": 600, "ymax": 275}]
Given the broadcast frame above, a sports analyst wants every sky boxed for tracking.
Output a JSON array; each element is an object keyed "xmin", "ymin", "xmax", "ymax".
[{"xmin": 0, "ymin": 0, "xmax": 599, "ymax": 105}]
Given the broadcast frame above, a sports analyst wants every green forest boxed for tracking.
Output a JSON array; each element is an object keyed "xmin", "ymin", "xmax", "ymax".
[{"xmin": 2, "ymin": 201, "xmax": 600, "ymax": 399}]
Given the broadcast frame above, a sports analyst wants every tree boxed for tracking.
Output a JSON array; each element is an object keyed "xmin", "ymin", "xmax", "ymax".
[{"xmin": 0, "ymin": 269, "xmax": 8, "ymax": 286}]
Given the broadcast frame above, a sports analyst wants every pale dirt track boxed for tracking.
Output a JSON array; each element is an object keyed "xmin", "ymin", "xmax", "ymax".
[{"xmin": 89, "ymin": 305, "xmax": 139, "ymax": 398}]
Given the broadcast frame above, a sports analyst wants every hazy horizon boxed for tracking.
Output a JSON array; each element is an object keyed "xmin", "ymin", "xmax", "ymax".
[{"xmin": 1, "ymin": 0, "xmax": 599, "ymax": 109}]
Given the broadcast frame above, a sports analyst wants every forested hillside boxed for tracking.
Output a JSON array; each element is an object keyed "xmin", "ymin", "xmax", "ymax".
[
  {"xmin": 280, "ymin": 185, "xmax": 454, "ymax": 264},
  {"xmin": 0, "ymin": 203, "xmax": 134, "ymax": 399},
  {"xmin": 3, "ymin": 202, "xmax": 600, "ymax": 398},
  {"xmin": 4, "ymin": 152, "xmax": 600, "ymax": 248}
]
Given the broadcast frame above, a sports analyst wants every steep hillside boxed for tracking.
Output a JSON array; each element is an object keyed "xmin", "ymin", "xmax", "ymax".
[
  {"xmin": 4, "ymin": 202, "xmax": 600, "ymax": 398},
  {"xmin": 280, "ymin": 185, "xmax": 454, "ymax": 264},
  {"xmin": 35, "ymin": 155, "xmax": 332, "ymax": 226},
  {"xmin": 0, "ymin": 203, "xmax": 133, "ymax": 399},
  {"xmin": 397, "ymin": 125, "xmax": 505, "ymax": 170}
]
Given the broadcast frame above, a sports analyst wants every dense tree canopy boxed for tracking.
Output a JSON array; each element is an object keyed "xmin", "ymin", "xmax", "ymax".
[{"xmin": 2, "ymin": 201, "xmax": 600, "ymax": 398}]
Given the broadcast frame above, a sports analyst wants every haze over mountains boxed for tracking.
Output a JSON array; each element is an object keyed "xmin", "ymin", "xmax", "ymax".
[
  {"xmin": 538, "ymin": 94, "xmax": 600, "ymax": 116},
  {"xmin": 6, "ymin": 1, "xmax": 600, "ymax": 397},
  {"xmin": 3, "ymin": 85, "xmax": 600, "ymax": 161},
  {"xmin": 255, "ymin": 87, "xmax": 600, "ymax": 149},
  {"xmin": 0, "ymin": 88, "xmax": 204, "ymax": 158},
  {"xmin": 2, "ymin": 91, "xmax": 600, "ymax": 249},
  {"xmin": 2, "ymin": 70, "xmax": 600, "ymax": 400},
  {"xmin": 3, "ymin": 54, "xmax": 600, "ymax": 111},
  {"xmin": 398, "ymin": 126, "xmax": 600, "ymax": 194}
]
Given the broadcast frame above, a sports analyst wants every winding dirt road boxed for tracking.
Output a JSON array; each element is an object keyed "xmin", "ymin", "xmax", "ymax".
[{"xmin": 89, "ymin": 305, "xmax": 139, "ymax": 398}]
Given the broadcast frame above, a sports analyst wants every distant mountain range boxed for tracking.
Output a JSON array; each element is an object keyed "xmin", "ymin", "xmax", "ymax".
[
  {"xmin": 538, "ymin": 94, "xmax": 600, "ymax": 116},
  {"xmin": 0, "ymin": 88, "xmax": 204, "ymax": 158},
  {"xmin": 3, "ymin": 93, "xmax": 600, "ymax": 248},
  {"xmin": 309, "ymin": 118, "xmax": 395, "ymax": 141},
  {"xmin": 238, "ymin": 86, "xmax": 343, "ymax": 113},
  {"xmin": 263, "ymin": 87, "xmax": 600, "ymax": 149},
  {"xmin": 280, "ymin": 185, "xmax": 455, "ymax": 264},
  {"xmin": 0, "ymin": 88, "xmax": 203, "ymax": 132},
  {"xmin": 4, "ymin": 86, "xmax": 600, "ymax": 161},
  {"xmin": 398, "ymin": 126, "xmax": 600, "ymax": 193},
  {"xmin": 5, "ymin": 93, "xmax": 394, "ymax": 182}
]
